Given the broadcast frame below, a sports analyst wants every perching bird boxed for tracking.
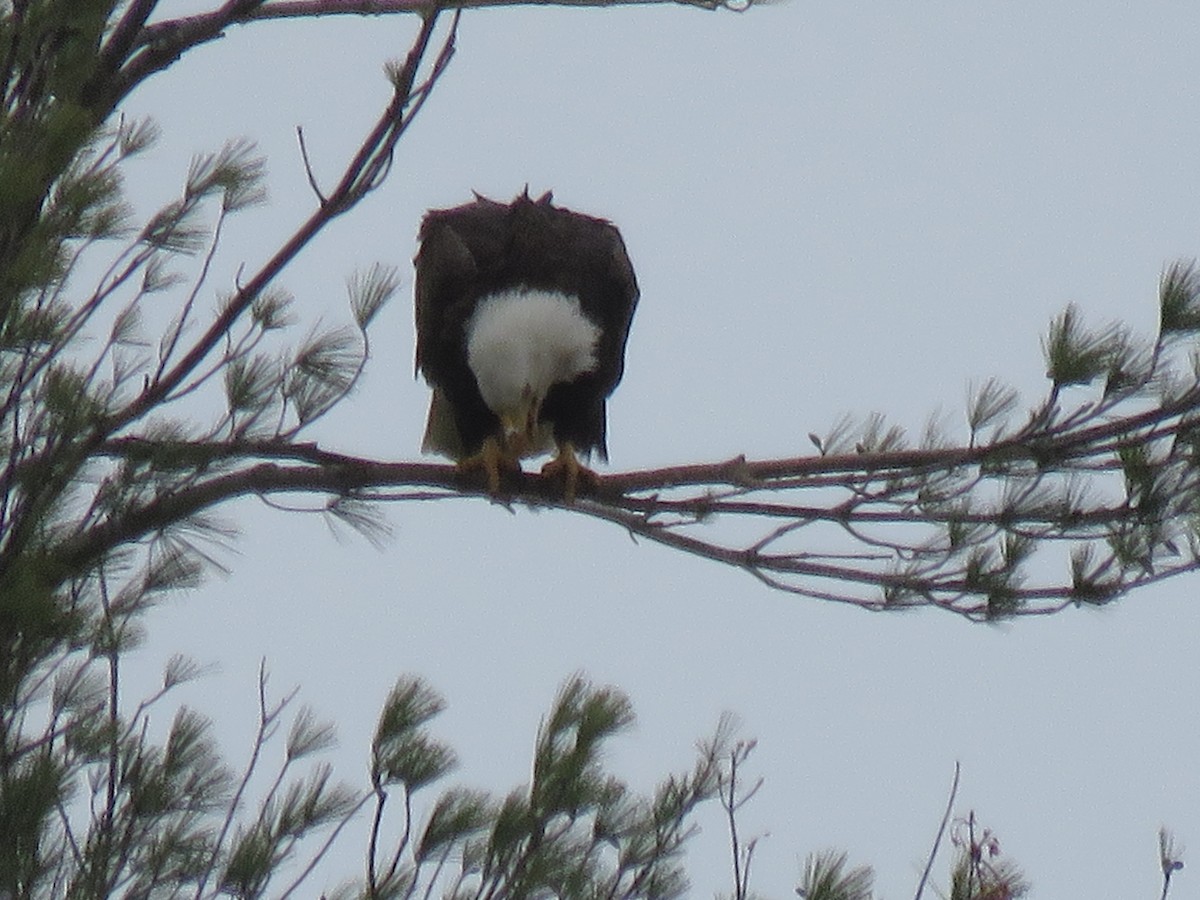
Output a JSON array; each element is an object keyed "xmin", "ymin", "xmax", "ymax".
[{"xmin": 414, "ymin": 191, "xmax": 638, "ymax": 498}]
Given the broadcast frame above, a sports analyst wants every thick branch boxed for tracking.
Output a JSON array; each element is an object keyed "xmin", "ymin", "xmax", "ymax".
[
  {"xmin": 34, "ymin": 342, "xmax": 1200, "ymax": 622},
  {"xmin": 54, "ymin": 415, "xmax": 1200, "ymax": 621}
]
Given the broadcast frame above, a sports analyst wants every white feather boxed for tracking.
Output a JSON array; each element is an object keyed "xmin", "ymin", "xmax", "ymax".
[{"xmin": 465, "ymin": 288, "xmax": 601, "ymax": 417}]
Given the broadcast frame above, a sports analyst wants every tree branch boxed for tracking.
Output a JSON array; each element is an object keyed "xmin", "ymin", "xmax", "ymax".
[
  {"xmin": 112, "ymin": 14, "xmax": 449, "ymax": 435},
  {"xmin": 109, "ymin": 0, "xmax": 744, "ymax": 117},
  {"xmin": 55, "ymin": 369, "xmax": 1200, "ymax": 620},
  {"xmin": 28, "ymin": 266, "xmax": 1200, "ymax": 622},
  {"xmin": 0, "ymin": 13, "xmax": 456, "ymax": 585}
]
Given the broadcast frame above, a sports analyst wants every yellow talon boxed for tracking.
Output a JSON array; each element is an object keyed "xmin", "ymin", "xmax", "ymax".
[
  {"xmin": 540, "ymin": 440, "xmax": 600, "ymax": 502},
  {"xmin": 457, "ymin": 434, "xmax": 521, "ymax": 494}
]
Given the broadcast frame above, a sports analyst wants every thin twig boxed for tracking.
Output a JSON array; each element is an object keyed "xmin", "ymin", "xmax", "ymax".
[
  {"xmin": 278, "ymin": 790, "xmax": 372, "ymax": 900},
  {"xmin": 295, "ymin": 125, "xmax": 326, "ymax": 204},
  {"xmin": 913, "ymin": 761, "xmax": 961, "ymax": 900}
]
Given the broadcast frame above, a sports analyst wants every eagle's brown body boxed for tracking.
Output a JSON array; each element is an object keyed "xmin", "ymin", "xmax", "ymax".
[{"xmin": 414, "ymin": 192, "xmax": 639, "ymax": 471}]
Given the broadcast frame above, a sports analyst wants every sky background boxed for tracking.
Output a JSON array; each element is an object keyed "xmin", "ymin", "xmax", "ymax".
[{"xmin": 102, "ymin": 2, "xmax": 1200, "ymax": 896}]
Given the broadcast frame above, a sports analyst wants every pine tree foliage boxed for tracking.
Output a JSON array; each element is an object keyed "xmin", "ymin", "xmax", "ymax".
[
  {"xmin": 587, "ymin": 261, "xmax": 1200, "ymax": 618},
  {"xmin": 2, "ymin": 642, "xmax": 731, "ymax": 899},
  {"xmin": 794, "ymin": 816, "xmax": 1035, "ymax": 900},
  {"xmin": 0, "ymin": 4, "xmax": 454, "ymax": 897},
  {"xmin": 1159, "ymin": 828, "xmax": 1186, "ymax": 900},
  {"xmin": 796, "ymin": 850, "xmax": 874, "ymax": 900},
  {"xmin": 946, "ymin": 814, "xmax": 1029, "ymax": 900},
  {"xmin": 0, "ymin": 2, "xmax": 1193, "ymax": 898},
  {"xmin": 353, "ymin": 674, "xmax": 731, "ymax": 899}
]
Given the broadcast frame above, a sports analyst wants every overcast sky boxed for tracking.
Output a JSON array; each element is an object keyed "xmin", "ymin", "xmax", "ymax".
[{"xmin": 111, "ymin": 3, "xmax": 1200, "ymax": 897}]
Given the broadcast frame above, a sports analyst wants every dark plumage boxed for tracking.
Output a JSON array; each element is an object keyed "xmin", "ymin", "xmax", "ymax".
[{"xmin": 414, "ymin": 191, "xmax": 638, "ymax": 479}]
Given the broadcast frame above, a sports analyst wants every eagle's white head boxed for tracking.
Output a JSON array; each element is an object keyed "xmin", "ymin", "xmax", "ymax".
[{"xmin": 465, "ymin": 287, "xmax": 601, "ymax": 449}]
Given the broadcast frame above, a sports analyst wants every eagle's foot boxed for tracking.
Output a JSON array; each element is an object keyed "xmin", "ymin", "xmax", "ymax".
[
  {"xmin": 540, "ymin": 442, "xmax": 599, "ymax": 502},
  {"xmin": 458, "ymin": 435, "xmax": 522, "ymax": 494}
]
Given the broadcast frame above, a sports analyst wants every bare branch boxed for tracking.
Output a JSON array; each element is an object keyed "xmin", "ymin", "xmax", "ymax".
[
  {"xmin": 295, "ymin": 126, "xmax": 326, "ymax": 204},
  {"xmin": 53, "ymin": 363, "xmax": 1200, "ymax": 620},
  {"xmin": 115, "ymin": 13, "xmax": 453, "ymax": 431},
  {"xmin": 107, "ymin": 0, "xmax": 744, "ymax": 118},
  {"xmin": 49, "ymin": 269, "xmax": 1200, "ymax": 619},
  {"xmin": 913, "ymin": 761, "xmax": 960, "ymax": 900}
]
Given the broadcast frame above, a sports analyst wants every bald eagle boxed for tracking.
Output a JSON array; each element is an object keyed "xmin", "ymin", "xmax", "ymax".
[{"xmin": 414, "ymin": 191, "xmax": 639, "ymax": 497}]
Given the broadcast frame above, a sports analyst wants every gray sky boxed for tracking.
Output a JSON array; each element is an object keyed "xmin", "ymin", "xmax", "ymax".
[{"xmin": 114, "ymin": 3, "xmax": 1200, "ymax": 896}]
